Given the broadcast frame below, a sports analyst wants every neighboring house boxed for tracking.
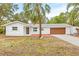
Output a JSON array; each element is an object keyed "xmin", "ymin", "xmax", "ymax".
[{"xmin": 2, "ymin": 21, "xmax": 77, "ymax": 36}]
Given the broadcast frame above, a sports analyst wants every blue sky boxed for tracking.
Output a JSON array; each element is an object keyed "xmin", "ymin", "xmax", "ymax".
[
  {"xmin": 46, "ymin": 3, "xmax": 67, "ymax": 19},
  {"xmin": 16, "ymin": 3, "xmax": 67, "ymax": 19}
]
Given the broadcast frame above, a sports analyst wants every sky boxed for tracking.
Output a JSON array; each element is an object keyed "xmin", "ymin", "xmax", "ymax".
[
  {"xmin": 16, "ymin": 3, "xmax": 67, "ymax": 19},
  {"xmin": 46, "ymin": 3, "xmax": 67, "ymax": 19}
]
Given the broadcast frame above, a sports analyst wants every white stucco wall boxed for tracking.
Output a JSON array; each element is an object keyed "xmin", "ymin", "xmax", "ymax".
[
  {"xmin": 30, "ymin": 27, "xmax": 50, "ymax": 34},
  {"xmin": 6, "ymin": 22, "xmax": 25, "ymax": 36},
  {"xmin": 70, "ymin": 26, "xmax": 77, "ymax": 34},
  {"xmin": 66, "ymin": 27, "xmax": 71, "ymax": 34},
  {"xmin": 65, "ymin": 26, "xmax": 77, "ymax": 34}
]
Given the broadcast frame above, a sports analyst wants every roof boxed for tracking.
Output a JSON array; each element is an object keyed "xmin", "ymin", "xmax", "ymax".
[
  {"xmin": 2, "ymin": 21, "xmax": 72, "ymax": 27},
  {"xmin": 2, "ymin": 21, "xmax": 27, "ymax": 26},
  {"xmin": 31, "ymin": 24, "xmax": 72, "ymax": 27}
]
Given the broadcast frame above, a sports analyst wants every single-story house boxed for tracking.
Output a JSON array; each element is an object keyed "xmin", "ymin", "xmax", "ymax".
[{"xmin": 2, "ymin": 21, "xmax": 78, "ymax": 36}]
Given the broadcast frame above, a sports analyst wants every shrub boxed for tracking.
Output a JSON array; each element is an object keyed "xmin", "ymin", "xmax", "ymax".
[{"xmin": 0, "ymin": 27, "xmax": 4, "ymax": 34}]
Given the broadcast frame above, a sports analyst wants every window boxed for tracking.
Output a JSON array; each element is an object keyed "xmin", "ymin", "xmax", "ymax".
[
  {"xmin": 33, "ymin": 27, "xmax": 37, "ymax": 32},
  {"xmin": 12, "ymin": 27, "xmax": 18, "ymax": 31}
]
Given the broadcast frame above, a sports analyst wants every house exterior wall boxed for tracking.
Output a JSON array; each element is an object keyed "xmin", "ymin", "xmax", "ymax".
[
  {"xmin": 6, "ymin": 22, "xmax": 25, "ymax": 36},
  {"xmin": 65, "ymin": 26, "xmax": 77, "ymax": 34},
  {"xmin": 6, "ymin": 24, "xmax": 73, "ymax": 36},
  {"xmin": 30, "ymin": 27, "xmax": 50, "ymax": 34},
  {"xmin": 66, "ymin": 27, "xmax": 71, "ymax": 34},
  {"xmin": 70, "ymin": 26, "xmax": 77, "ymax": 34},
  {"xmin": 30, "ymin": 25, "xmax": 78, "ymax": 35},
  {"xmin": 30, "ymin": 27, "xmax": 50, "ymax": 36},
  {"xmin": 5, "ymin": 21, "xmax": 77, "ymax": 36},
  {"xmin": 31, "ymin": 27, "xmax": 72, "ymax": 35}
]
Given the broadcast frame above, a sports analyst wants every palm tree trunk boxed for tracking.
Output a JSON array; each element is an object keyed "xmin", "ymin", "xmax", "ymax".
[
  {"xmin": 72, "ymin": 17, "xmax": 74, "ymax": 26},
  {"xmin": 39, "ymin": 19, "xmax": 42, "ymax": 38}
]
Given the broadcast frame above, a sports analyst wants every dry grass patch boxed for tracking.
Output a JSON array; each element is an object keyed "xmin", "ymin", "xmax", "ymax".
[{"xmin": 0, "ymin": 36, "xmax": 79, "ymax": 56}]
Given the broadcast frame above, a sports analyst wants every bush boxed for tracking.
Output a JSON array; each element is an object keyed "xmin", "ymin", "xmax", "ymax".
[{"xmin": 0, "ymin": 27, "xmax": 4, "ymax": 34}]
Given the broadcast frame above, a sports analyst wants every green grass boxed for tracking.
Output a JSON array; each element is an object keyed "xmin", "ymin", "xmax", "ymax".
[{"xmin": 0, "ymin": 36, "xmax": 79, "ymax": 56}]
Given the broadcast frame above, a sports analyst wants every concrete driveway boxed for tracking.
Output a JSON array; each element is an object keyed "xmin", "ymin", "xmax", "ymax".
[{"xmin": 52, "ymin": 35, "xmax": 79, "ymax": 46}]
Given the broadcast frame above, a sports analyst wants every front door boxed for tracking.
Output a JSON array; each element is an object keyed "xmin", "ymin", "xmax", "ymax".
[{"xmin": 26, "ymin": 27, "xmax": 29, "ymax": 34}]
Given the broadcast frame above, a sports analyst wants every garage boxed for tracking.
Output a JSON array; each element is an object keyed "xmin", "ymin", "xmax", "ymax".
[{"xmin": 50, "ymin": 28, "xmax": 65, "ymax": 34}]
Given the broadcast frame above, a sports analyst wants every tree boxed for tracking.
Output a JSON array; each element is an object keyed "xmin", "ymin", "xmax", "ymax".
[
  {"xmin": 0, "ymin": 3, "xmax": 18, "ymax": 34},
  {"xmin": 0, "ymin": 3, "xmax": 18, "ymax": 25},
  {"xmin": 23, "ymin": 3, "xmax": 50, "ymax": 38},
  {"xmin": 10, "ymin": 12, "xmax": 28, "ymax": 23},
  {"xmin": 67, "ymin": 3, "xmax": 79, "ymax": 26},
  {"xmin": 47, "ymin": 12, "xmax": 67, "ymax": 24}
]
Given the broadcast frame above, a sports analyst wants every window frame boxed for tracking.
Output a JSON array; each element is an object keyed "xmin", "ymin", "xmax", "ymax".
[
  {"xmin": 33, "ymin": 27, "xmax": 37, "ymax": 32},
  {"xmin": 12, "ymin": 27, "xmax": 18, "ymax": 31}
]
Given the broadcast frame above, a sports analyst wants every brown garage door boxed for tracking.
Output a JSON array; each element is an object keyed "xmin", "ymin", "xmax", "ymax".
[{"xmin": 50, "ymin": 28, "xmax": 65, "ymax": 34}]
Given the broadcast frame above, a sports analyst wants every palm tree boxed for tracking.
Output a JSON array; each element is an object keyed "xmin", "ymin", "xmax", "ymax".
[
  {"xmin": 0, "ymin": 3, "xmax": 18, "ymax": 25},
  {"xmin": 67, "ymin": 3, "xmax": 79, "ymax": 26},
  {"xmin": 11, "ymin": 12, "xmax": 28, "ymax": 23},
  {"xmin": 24, "ymin": 3, "xmax": 50, "ymax": 38},
  {"xmin": 0, "ymin": 3, "xmax": 18, "ymax": 34}
]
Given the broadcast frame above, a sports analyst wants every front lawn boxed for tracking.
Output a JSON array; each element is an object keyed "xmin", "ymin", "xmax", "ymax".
[{"xmin": 0, "ymin": 36, "xmax": 79, "ymax": 56}]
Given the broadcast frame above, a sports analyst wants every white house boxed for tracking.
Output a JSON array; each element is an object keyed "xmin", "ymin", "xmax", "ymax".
[{"xmin": 2, "ymin": 21, "xmax": 77, "ymax": 36}]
